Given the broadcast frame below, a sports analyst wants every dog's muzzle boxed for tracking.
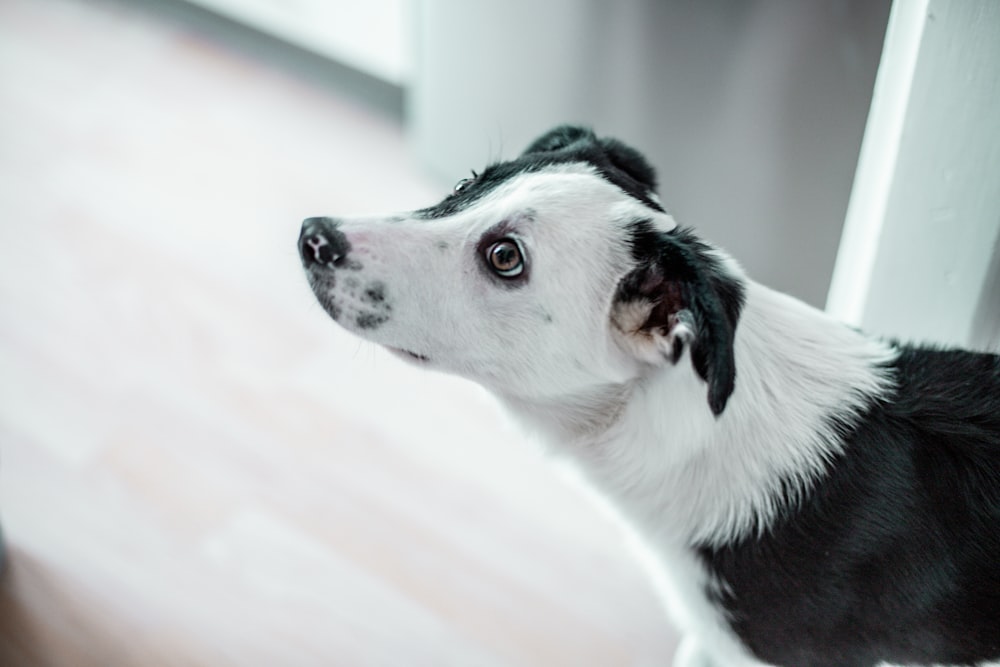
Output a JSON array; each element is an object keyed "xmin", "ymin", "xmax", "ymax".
[{"xmin": 298, "ymin": 216, "xmax": 350, "ymax": 269}]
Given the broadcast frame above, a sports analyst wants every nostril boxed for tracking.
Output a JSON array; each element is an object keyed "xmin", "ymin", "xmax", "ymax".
[
  {"xmin": 299, "ymin": 216, "xmax": 351, "ymax": 267},
  {"xmin": 303, "ymin": 232, "xmax": 337, "ymax": 264}
]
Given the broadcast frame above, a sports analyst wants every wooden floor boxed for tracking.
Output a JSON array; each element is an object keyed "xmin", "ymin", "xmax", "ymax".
[{"xmin": 0, "ymin": 0, "xmax": 677, "ymax": 665}]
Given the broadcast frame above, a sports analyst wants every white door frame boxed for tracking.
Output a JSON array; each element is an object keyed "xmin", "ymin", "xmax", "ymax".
[{"xmin": 826, "ymin": 0, "xmax": 1000, "ymax": 349}]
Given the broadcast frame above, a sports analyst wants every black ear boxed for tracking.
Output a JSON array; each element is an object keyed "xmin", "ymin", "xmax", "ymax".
[
  {"xmin": 599, "ymin": 138, "xmax": 659, "ymax": 192},
  {"xmin": 614, "ymin": 226, "xmax": 744, "ymax": 416},
  {"xmin": 522, "ymin": 125, "xmax": 597, "ymax": 155}
]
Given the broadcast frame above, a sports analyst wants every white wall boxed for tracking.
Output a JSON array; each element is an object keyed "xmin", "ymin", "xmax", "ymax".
[
  {"xmin": 971, "ymin": 235, "xmax": 1000, "ymax": 350},
  {"xmin": 411, "ymin": 0, "xmax": 890, "ymax": 308},
  {"xmin": 827, "ymin": 0, "xmax": 1000, "ymax": 348},
  {"xmin": 183, "ymin": 0, "xmax": 411, "ymax": 85}
]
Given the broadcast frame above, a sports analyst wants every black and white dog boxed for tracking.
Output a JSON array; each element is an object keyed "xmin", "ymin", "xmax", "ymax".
[{"xmin": 298, "ymin": 126, "xmax": 1000, "ymax": 667}]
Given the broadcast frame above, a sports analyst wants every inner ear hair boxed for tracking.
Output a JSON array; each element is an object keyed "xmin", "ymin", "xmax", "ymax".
[
  {"xmin": 665, "ymin": 309, "xmax": 697, "ymax": 363},
  {"xmin": 640, "ymin": 273, "xmax": 696, "ymax": 363},
  {"xmin": 613, "ymin": 262, "xmax": 696, "ymax": 365}
]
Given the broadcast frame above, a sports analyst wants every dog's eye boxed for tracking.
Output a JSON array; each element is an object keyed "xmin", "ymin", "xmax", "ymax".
[
  {"xmin": 486, "ymin": 238, "xmax": 524, "ymax": 278},
  {"xmin": 454, "ymin": 170, "xmax": 479, "ymax": 194}
]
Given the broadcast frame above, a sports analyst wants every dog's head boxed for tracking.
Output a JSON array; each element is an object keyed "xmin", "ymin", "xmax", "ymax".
[{"xmin": 299, "ymin": 126, "xmax": 744, "ymax": 415}]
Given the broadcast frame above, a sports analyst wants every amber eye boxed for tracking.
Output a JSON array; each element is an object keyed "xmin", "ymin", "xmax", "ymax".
[{"xmin": 486, "ymin": 238, "xmax": 524, "ymax": 277}]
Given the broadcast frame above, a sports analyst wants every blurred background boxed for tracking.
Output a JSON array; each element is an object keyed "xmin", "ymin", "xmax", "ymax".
[{"xmin": 0, "ymin": 0, "xmax": 996, "ymax": 665}]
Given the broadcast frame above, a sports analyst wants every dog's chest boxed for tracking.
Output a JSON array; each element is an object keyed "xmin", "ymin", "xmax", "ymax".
[{"xmin": 549, "ymin": 438, "xmax": 769, "ymax": 666}]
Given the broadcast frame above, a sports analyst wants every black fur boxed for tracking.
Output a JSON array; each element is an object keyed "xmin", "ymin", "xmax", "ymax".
[
  {"xmin": 303, "ymin": 125, "xmax": 1000, "ymax": 666},
  {"xmin": 510, "ymin": 128, "xmax": 1000, "ymax": 663},
  {"xmin": 448, "ymin": 125, "xmax": 746, "ymax": 415},
  {"xmin": 620, "ymin": 221, "xmax": 745, "ymax": 415},
  {"xmin": 415, "ymin": 125, "xmax": 664, "ymax": 220},
  {"xmin": 699, "ymin": 348, "xmax": 1000, "ymax": 667}
]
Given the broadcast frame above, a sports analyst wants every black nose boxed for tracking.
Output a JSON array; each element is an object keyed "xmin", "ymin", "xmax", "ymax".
[{"xmin": 299, "ymin": 217, "xmax": 350, "ymax": 268}]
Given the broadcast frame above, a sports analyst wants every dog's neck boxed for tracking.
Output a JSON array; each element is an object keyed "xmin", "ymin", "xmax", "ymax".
[{"xmin": 499, "ymin": 280, "xmax": 897, "ymax": 548}]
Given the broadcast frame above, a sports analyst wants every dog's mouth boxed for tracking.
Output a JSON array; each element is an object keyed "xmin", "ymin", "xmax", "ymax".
[{"xmin": 385, "ymin": 346, "xmax": 431, "ymax": 363}]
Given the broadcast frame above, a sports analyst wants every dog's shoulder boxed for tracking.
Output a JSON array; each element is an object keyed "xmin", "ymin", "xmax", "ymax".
[
  {"xmin": 889, "ymin": 344, "xmax": 1000, "ymax": 447},
  {"xmin": 698, "ymin": 344, "xmax": 1000, "ymax": 667}
]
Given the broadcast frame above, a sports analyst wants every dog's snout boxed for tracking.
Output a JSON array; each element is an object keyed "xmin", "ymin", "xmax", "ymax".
[{"xmin": 299, "ymin": 216, "xmax": 350, "ymax": 268}]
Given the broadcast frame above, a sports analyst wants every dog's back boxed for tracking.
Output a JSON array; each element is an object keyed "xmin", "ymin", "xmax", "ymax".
[{"xmin": 700, "ymin": 346, "xmax": 1000, "ymax": 667}]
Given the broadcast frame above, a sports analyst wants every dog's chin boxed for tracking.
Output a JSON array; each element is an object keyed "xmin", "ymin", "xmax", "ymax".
[{"xmin": 385, "ymin": 346, "xmax": 431, "ymax": 364}]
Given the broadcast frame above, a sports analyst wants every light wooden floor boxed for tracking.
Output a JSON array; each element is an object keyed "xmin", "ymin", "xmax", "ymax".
[{"xmin": 0, "ymin": 0, "xmax": 677, "ymax": 665}]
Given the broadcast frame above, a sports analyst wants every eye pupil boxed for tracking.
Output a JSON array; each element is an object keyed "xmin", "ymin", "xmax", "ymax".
[
  {"xmin": 492, "ymin": 243, "xmax": 518, "ymax": 269},
  {"xmin": 487, "ymin": 239, "xmax": 524, "ymax": 277}
]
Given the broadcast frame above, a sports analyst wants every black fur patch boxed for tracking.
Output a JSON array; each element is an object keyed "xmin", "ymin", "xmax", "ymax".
[
  {"xmin": 414, "ymin": 125, "xmax": 664, "ymax": 220},
  {"xmin": 362, "ymin": 282, "xmax": 386, "ymax": 305},
  {"xmin": 619, "ymin": 220, "xmax": 745, "ymax": 415},
  {"xmin": 699, "ymin": 348, "xmax": 1000, "ymax": 667},
  {"xmin": 356, "ymin": 312, "xmax": 388, "ymax": 330}
]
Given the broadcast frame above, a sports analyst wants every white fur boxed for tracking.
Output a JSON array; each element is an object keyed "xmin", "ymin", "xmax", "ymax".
[
  {"xmin": 304, "ymin": 163, "xmax": 987, "ymax": 667},
  {"xmin": 317, "ymin": 164, "xmax": 673, "ymax": 399},
  {"xmin": 561, "ymin": 281, "xmax": 898, "ymax": 547},
  {"xmin": 504, "ymin": 278, "xmax": 897, "ymax": 666}
]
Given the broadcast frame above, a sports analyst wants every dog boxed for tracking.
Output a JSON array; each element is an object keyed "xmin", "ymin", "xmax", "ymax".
[{"xmin": 297, "ymin": 126, "xmax": 1000, "ymax": 667}]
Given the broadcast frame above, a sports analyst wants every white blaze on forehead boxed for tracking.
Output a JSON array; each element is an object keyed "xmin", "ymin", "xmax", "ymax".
[{"xmin": 457, "ymin": 162, "xmax": 669, "ymax": 227}]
